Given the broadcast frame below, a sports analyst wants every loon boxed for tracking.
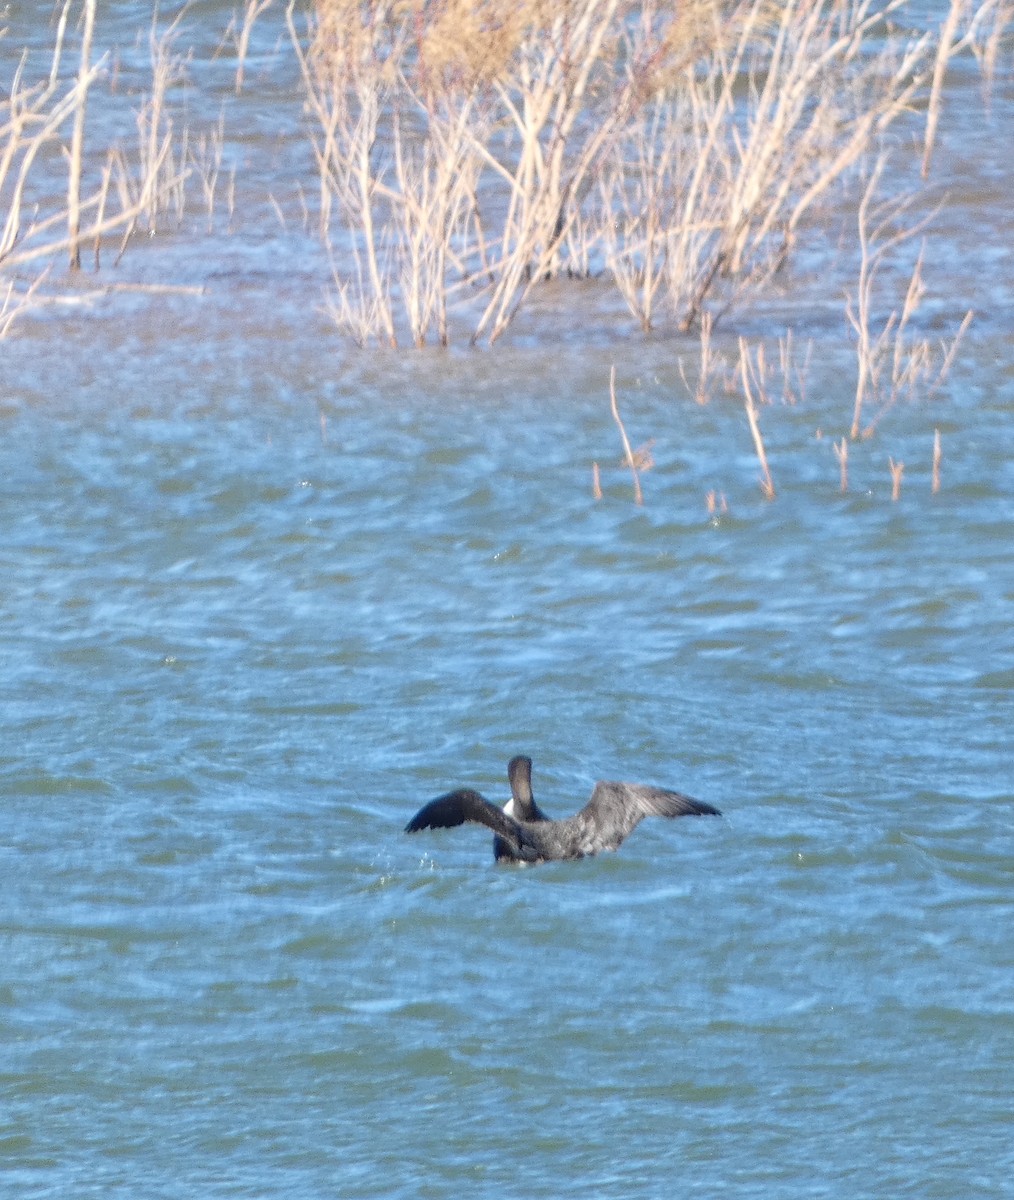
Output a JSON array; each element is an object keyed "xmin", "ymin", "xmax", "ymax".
[{"xmin": 405, "ymin": 754, "xmax": 720, "ymax": 865}]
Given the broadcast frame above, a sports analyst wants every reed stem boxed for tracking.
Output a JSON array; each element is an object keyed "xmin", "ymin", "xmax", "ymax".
[
  {"xmin": 609, "ymin": 365, "xmax": 643, "ymax": 506},
  {"xmin": 889, "ymin": 457, "xmax": 905, "ymax": 501},
  {"xmin": 739, "ymin": 338, "xmax": 775, "ymax": 500},
  {"xmin": 68, "ymin": 0, "xmax": 97, "ymax": 270},
  {"xmin": 834, "ymin": 438, "xmax": 848, "ymax": 494}
]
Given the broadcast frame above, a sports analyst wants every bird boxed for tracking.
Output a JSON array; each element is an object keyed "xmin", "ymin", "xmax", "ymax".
[{"xmin": 404, "ymin": 754, "xmax": 720, "ymax": 865}]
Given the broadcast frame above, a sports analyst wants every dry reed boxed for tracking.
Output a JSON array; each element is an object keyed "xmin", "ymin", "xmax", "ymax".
[
  {"xmin": 67, "ymin": 0, "xmax": 96, "ymax": 269},
  {"xmin": 3, "ymin": 0, "xmax": 1001, "ymax": 359},
  {"xmin": 738, "ymin": 337, "xmax": 775, "ymax": 500},
  {"xmin": 678, "ymin": 311, "xmax": 717, "ymax": 406},
  {"xmin": 1, "ymin": 0, "xmax": 195, "ymax": 330},
  {"xmin": 779, "ymin": 330, "xmax": 811, "ymax": 407},
  {"xmin": 922, "ymin": 0, "xmax": 1013, "ymax": 173},
  {"xmin": 834, "ymin": 437, "xmax": 849, "ymax": 494},
  {"xmin": 190, "ymin": 117, "xmax": 226, "ymax": 232},
  {"xmin": 234, "ymin": 0, "xmax": 275, "ymax": 94},
  {"xmin": 609, "ymin": 365, "xmax": 643, "ymax": 506},
  {"xmin": 889, "ymin": 456, "xmax": 904, "ymax": 501},
  {"xmin": 847, "ymin": 158, "xmax": 973, "ymax": 441},
  {"xmin": 971, "ymin": 0, "xmax": 1014, "ymax": 94},
  {"xmin": 295, "ymin": 0, "xmax": 979, "ymax": 347}
]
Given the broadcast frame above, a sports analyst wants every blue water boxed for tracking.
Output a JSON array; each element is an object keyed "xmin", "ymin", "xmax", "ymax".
[
  {"xmin": 3, "ymin": 339, "xmax": 1011, "ymax": 1197},
  {"xmin": 2, "ymin": 6, "xmax": 1013, "ymax": 1198}
]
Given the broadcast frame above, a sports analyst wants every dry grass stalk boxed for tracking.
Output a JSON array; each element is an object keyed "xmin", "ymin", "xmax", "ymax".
[
  {"xmin": 602, "ymin": 89, "xmax": 712, "ymax": 333},
  {"xmin": 932, "ymin": 428, "xmax": 942, "ymax": 494},
  {"xmin": 922, "ymin": 0, "xmax": 1009, "ymax": 172},
  {"xmin": 0, "ymin": 266, "xmax": 51, "ymax": 337},
  {"xmin": 833, "ymin": 437, "xmax": 848, "ymax": 493},
  {"xmin": 846, "ymin": 158, "xmax": 971, "ymax": 441},
  {"xmin": 609, "ymin": 364, "xmax": 643, "ymax": 506},
  {"xmin": 592, "ymin": 461, "xmax": 602, "ymax": 501},
  {"xmin": 929, "ymin": 308, "xmax": 975, "ymax": 399},
  {"xmin": 466, "ymin": 0, "xmax": 629, "ymax": 345},
  {"xmin": 706, "ymin": 490, "xmax": 728, "ymax": 515},
  {"xmin": 1, "ymin": 9, "xmax": 105, "ymax": 266},
  {"xmin": 971, "ymin": 1, "xmax": 1014, "ymax": 95},
  {"xmin": 677, "ymin": 311, "xmax": 720, "ymax": 405},
  {"xmin": 299, "ymin": 0, "xmax": 978, "ymax": 347},
  {"xmin": 391, "ymin": 99, "xmax": 485, "ymax": 347},
  {"xmin": 131, "ymin": 13, "xmax": 191, "ymax": 235},
  {"xmin": 738, "ymin": 336, "xmax": 775, "ymax": 500},
  {"xmin": 666, "ymin": 0, "xmax": 932, "ymax": 332},
  {"xmin": 288, "ymin": 1, "xmax": 399, "ymax": 345},
  {"xmin": 779, "ymin": 329, "xmax": 811, "ymax": 405},
  {"xmin": 2, "ymin": 3, "xmax": 193, "ymax": 287},
  {"xmin": 234, "ymin": 0, "xmax": 275, "ymax": 94},
  {"xmin": 190, "ymin": 116, "xmax": 226, "ymax": 232},
  {"xmin": 889, "ymin": 456, "xmax": 904, "ymax": 501},
  {"xmin": 67, "ymin": 0, "xmax": 97, "ymax": 270},
  {"xmin": 922, "ymin": 0, "xmax": 970, "ymax": 178},
  {"xmin": 697, "ymin": 311, "xmax": 716, "ymax": 404}
]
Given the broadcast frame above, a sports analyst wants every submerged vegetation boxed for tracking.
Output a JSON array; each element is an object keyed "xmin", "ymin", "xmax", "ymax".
[{"xmin": 1, "ymin": 0, "xmax": 1011, "ymax": 494}]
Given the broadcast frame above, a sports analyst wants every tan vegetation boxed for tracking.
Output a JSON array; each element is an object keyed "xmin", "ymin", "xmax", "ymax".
[
  {"xmin": 889, "ymin": 455, "xmax": 905, "ymax": 500},
  {"xmin": 0, "ymin": 0, "xmax": 194, "ymax": 331},
  {"xmin": 1, "ymin": 0, "xmax": 1010, "ymax": 502},
  {"xmin": 846, "ymin": 156, "xmax": 973, "ymax": 442},
  {"xmin": 738, "ymin": 337, "xmax": 776, "ymax": 500},
  {"xmin": 292, "ymin": 0, "xmax": 1008, "ymax": 350},
  {"xmin": 3, "ymin": 0, "xmax": 1008, "ymax": 345},
  {"xmin": 609, "ymin": 364, "xmax": 645, "ymax": 506},
  {"xmin": 834, "ymin": 437, "xmax": 849, "ymax": 494}
]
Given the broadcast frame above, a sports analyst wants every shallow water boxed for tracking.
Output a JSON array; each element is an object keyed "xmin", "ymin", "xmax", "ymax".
[{"xmin": 2, "ymin": 8, "xmax": 1013, "ymax": 1199}]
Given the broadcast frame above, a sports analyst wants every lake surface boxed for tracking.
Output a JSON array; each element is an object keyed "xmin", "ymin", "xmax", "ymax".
[{"xmin": 2, "ymin": 7, "xmax": 1012, "ymax": 1198}]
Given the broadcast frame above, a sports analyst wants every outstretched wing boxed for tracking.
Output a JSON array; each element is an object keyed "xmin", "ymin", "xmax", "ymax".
[
  {"xmin": 576, "ymin": 781, "xmax": 721, "ymax": 852},
  {"xmin": 609, "ymin": 783, "xmax": 721, "ymax": 819},
  {"xmin": 405, "ymin": 788, "xmax": 526, "ymax": 854}
]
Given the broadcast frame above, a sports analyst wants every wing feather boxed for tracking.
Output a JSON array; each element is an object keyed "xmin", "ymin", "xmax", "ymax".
[
  {"xmin": 404, "ymin": 788, "xmax": 525, "ymax": 853},
  {"xmin": 577, "ymin": 781, "xmax": 721, "ymax": 851}
]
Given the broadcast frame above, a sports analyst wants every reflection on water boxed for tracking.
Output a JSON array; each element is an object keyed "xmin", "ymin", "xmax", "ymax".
[{"xmin": 1, "ymin": 8, "xmax": 1012, "ymax": 1200}]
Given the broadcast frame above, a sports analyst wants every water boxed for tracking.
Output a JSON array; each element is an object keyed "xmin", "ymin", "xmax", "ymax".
[{"xmin": 2, "ymin": 8, "xmax": 1013, "ymax": 1199}]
